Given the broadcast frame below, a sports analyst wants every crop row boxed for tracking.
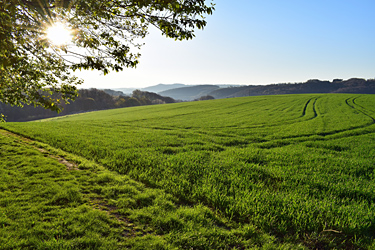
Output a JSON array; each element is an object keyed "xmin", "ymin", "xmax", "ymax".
[{"xmin": 3, "ymin": 94, "xmax": 375, "ymax": 248}]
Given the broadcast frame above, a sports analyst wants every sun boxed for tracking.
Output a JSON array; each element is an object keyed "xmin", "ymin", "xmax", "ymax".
[{"xmin": 46, "ymin": 22, "xmax": 72, "ymax": 46}]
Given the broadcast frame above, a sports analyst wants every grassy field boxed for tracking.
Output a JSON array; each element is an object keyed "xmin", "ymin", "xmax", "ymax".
[
  {"xmin": 0, "ymin": 130, "xmax": 276, "ymax": 249},
  {"xmin": 1, "ymin": 94, "xmax": 375, "ymax": 249}
]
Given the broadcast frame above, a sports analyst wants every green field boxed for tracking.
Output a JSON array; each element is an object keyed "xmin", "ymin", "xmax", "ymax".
[{"xmin": 1, "ymin": 94, "xmax": 375, "ymax": 249}]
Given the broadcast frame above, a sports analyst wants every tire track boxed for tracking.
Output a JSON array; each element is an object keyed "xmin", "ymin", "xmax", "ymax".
[
  {"xmin": 228, "ymin": 97, "xmax": 320, "ymax": 131},
  {"xmin": 301, "ymin": 98, "xmax": 311, "ymax": 117},
  {"xmin": 233, "ymin": 97, "xmax": 375, "ymax": 149},
  {"xmin": 301, "ymin": 97, "xmax": 318, "ymax": 120},
  {"xmin": 345, "ymin": 97, "xmax": 375, "ymax": 123},
  {"xmin": 259, "ymin": 97, "xmax": 375, "ymax": 148},
  {"xmin": 351, "ymin": 97, "xmax": 375, "ymax": 123}
]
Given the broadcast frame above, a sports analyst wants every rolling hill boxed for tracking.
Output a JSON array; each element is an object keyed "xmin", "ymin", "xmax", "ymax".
[
  {"xmin": 111, "ymin": 83, "xmax": 189, "ymax": 95},
  {"xmin": 142, "ymin": 78, "xmax": 375, "ymax": 100},
  {"xmin": 141, "ymin": 83, "xmax": 187, "ymax": 93},
  {"xmin": 158, "ymin": 84, "xmax": 220, "ymax": 100},
  {"xmin": 210, "ymin": 78, "xmax": 375, "ymax": 98},
  {"xmin": 1, "ymin": 94, "xmax": 375, "ymax": 249},
  {"xmin": 103, "ymin": 78, "xmax": 375, "ymax": 101}
]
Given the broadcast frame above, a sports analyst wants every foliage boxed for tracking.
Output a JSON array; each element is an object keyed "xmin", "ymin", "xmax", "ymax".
[
  {"xmin": 210, "ymin": 78, "xmax": 375, "ymax": 99},
  {"xmin": 2, "ymin": 94, "xmax": 375, "ymax": 248},
  {"xmin": 132, "ymin": 89, "xmax": 176, "ymax": 104},
  {"xmin": 0, "ymin": 0, "xmax": 214, "ymax": 117},
  {"xmin": 0, "ymin": 88, "xmax": 178, "ymax": 122},
  {"xmin": 194, "ymin": 95, "xmax": 215, "ymax": 101}
]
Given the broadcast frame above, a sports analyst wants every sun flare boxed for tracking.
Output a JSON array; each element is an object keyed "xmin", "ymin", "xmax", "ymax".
[{"xmin": 46, "ymin": 22, "xmax": 72, "ymax": 46}]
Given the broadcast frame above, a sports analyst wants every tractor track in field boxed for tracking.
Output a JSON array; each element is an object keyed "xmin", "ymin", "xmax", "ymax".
[
  {"xmin": 148, "ymin": 95, "xmax": 375, "ymax": 150},
  {"xmin": 352, "ymin": 97, "xmax": 375, "ymax": 113},
  {"xmin": 302, "ymin": 97, "xmax": 315, "ymax": 117},
  {"xmin": 221, "ymin": 96, "xmax": 375, "ymax": 149},
  {"xmin": 301, "ymin": 97, "xmax": 318, "ymax": 120},
  {"xmin": 348, "ymin": 97, "xmax": 375, "ymax": 123},
  {"xmin": 220, "ymin": 97, "xmax": 320, "ymax": 134},
  {"xmin": 258, "ymin": 97, "xmax": 375, "ymax": 148}
]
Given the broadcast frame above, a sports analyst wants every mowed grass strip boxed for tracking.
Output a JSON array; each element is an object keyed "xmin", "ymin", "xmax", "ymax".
[
  {"xmin": 2, "ymin": 94, "xmax": 375, "ymax": 248},
  {"xmin": 0, "ymin": 130, "xmax": 296, "ymax": 249}
]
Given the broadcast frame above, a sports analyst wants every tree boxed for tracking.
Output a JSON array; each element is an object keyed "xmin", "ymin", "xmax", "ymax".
[
  {"xmin": 0, "ymin": 0, "xmax": 215, "ymax": 121},
  {"xmin": 195, "ymin": 95, "xmax": 214, "ymax": 101}
]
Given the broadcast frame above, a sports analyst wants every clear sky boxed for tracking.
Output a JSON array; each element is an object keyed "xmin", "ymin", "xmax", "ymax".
[{"xmin": 77, "ymin": 0, "xmax": 375, "ymax": 89}]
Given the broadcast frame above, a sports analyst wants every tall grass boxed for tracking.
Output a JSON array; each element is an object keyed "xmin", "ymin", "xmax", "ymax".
[
  {"xmin": 1, "ymin": 131, "xmax": 284, "ymax": 249},
  {"xmin": 2, "ymin": 94, "xmax": 375, "ymax": 248}
]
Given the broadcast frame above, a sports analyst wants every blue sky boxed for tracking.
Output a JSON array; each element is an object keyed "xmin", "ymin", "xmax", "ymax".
[{"xmin": 78, "ymin": 0, "xmax": 375, "ymax": 89}]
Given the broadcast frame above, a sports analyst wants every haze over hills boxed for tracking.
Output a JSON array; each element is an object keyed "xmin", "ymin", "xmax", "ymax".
[
  {"xmin": 158, "ymin": 85, "xmax": 220, "ymax": 101},
  {"xmin": 109, "ymin": 84, "xmax": 245, "ymax": 97},
  {"xmin": 150, "ymin": 78, "xmax": 375, "ymax": 100},
  {"xmin": 2, "ymin": 78, "xmax": 374, "ymax": 122},
  {"xmin": 105, "ymin": 78, "xmax": 375, "ymax": 100},
  {"xmin": 142, "ymin": 83, "xmax": 187, "ymax": 93},
  {"xmin": 209, "ymin": 78, "xmax": 375, "ymax": 99},
  {"xmin": 111, "ymin": 83, "xmax": 188, "ymax": 95}
]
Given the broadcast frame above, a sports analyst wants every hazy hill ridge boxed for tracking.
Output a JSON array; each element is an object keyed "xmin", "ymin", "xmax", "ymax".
[
  {"xmin": 111, "ymin": 83, "xmax": 189, "ymax": 95},
  {"xmin": 142, "ymin": 83, "xmax": 187, "ymax": 93},
  {"xmin": 158, "ymin": 85, "xmax": 220, "ymax": 101},
  {"xmin": 139, "ymin": 78, "xmax": 375, "ymax": 101},
  {"xmin": 210, "ymin": 78, "xmax": 375, "ymax": 98},
  {"xmin": 2, "ymin": 78, "xmax": 374, "ymax": 122}
]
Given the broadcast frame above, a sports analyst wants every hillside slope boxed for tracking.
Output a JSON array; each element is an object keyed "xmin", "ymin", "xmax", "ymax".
[
  {"xmin": 209, "ymin": 78, "xmax": 375, "ymax": 98},
  {"xmin": 1, "ymin": 129, "xmax": 269, "ymax": 249},
  {"xmin": 142, "ymin": 83, "xmax": 187, "ymax": 93},
  {"xmin": 158, "ymin": 84, "xmax": 220, "ymax": 100},
  {"xmin": 2, "ymin": 94, "xmax": 375, "ymax": 249}
]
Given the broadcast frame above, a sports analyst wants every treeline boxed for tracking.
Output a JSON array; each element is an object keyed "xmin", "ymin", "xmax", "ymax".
[
  {"xmin": 210, "ymin": 78, "xmax": 375, "ymax": 98},
  {"xmin": 0, "ymin": 89, "xmax": 176, "ymax": 122},
  {"xmin": 2, "ymin": 78, "xmax": 374, "ymax": 122}
]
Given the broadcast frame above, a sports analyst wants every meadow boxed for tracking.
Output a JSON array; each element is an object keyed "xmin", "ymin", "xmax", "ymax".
[{"xmin": 1, "ymin": 94, "xmax": 375, "ymax": 249}]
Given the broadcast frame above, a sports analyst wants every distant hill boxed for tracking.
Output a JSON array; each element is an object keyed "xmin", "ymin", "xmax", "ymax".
[
  {"xmin": 104, "ymin": 79, "xmax": 375, "ymax": 100},
  {"xmin": 209, "ymin": 78, "xmax": 375, "ymax": 98},
  {"xmin": 110, "ymin": 88, "xmax": 136, "ymax": 95},
  {"xmin": 159, "ymin": 85, "xmax": 220, "ymax": 101},
  {"xmin": 217, "ymin": 84, "xmax": 246, "ymax": 88},
  {"xmin": 142, "ymin": 83, "xmax": 187, "ymax": 93},
  {"xmin": 108, "ymin": 84, "xmax": 188, "ymax": 95},
  {"xmin": 154, "ymin": 78, "xmax": 375, "ymax": 100},
  {"xmin": 4, "ymin": 78, "xmax": 373, "ymax": 122}
]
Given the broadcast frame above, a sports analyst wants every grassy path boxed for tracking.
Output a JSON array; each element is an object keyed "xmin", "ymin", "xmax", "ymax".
[
  {"xmin": 0, "ymin": 129, "xmax": 299, "ymax": 249},
  {"xmin": 0, "ymin": 129, "xmax": 149, "ymax": 249}
]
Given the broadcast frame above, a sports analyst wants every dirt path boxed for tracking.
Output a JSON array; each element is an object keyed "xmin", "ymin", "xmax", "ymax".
[{"xmin": 0, "ymin": 129, "xmax": 79, "ymax": 171}]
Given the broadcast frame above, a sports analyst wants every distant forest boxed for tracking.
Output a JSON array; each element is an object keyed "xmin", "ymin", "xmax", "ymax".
[
  {"xmin": 0, "ymin": 89, "xmax": 176, "ymax": 122},
  {"xmin": 156, "ymin": 78, "xmax": 375, "ymax": 101},
  {"xmin": 210, "ymin": 78, "xmax": 375, "ymax": 99},
  {"xmin": 1, "ymin": 78, "xmax": 374, "ymax": 122}
]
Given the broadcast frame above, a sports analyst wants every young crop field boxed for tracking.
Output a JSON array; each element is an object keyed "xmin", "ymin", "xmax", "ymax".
[{"xmin": 1, "ymin": 94, "xmax": 375, "ymax": 249}]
